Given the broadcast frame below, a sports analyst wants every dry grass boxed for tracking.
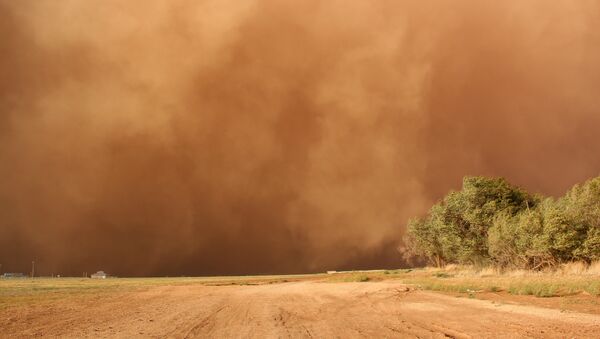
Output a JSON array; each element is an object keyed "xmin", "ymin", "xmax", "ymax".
[
  {"xmin": 559, "ymin": 261, "xmax": 588, "ymax": 275},
  {"xmin": 0, "ymin": 274, "xmax": 325, "ymax": 310},
  {"xmin": 397, "ymin": 261, "xmax": 600, "ymax": 298},
  {"xmin": 317, "ymin": 261, "xmax": 600, "ymax": 299},
  {"xmin": 312, "ymin": 262, "xmax": 600, "ymax": 299},
  {"xmin": 586, "ymin": 261, "xmax": 600, "ymax": 275},
  {"xmin": 2, "ymin": 262, "xmax": 598, "ymax": 311}
]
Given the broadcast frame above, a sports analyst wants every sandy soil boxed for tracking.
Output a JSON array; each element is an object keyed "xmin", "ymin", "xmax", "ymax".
[{"xmin": 2, "ymin": 281, "xmax": 599, "ymax": 338}]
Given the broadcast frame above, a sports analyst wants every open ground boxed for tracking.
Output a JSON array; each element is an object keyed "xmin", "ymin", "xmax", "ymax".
[{"xmin": 1, "ymin": 268, "xmax": 599, "ymax": 338}]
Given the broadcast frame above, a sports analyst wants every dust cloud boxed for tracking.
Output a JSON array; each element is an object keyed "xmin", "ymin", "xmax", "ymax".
[{"xmin": 1, "ymin": 1, "xmax": 599, "ymax": 276}]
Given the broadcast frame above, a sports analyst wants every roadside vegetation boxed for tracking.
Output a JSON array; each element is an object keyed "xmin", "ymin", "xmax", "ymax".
[
  {"xmin": 403, "ymin": 175, "xmax": 600, "ymax": 270},
  {"xmin": 399, "ymin": 263, "xmax": 600, "ymax": 298}
]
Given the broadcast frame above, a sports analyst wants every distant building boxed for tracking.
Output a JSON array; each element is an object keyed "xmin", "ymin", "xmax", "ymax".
[
  {"xmin": 2, "ymin": 273, "xmax": 26, "ymax": 279},
  {"xmin": 91, "ymin": 271, "xmax": 108, "ymax": 279}
]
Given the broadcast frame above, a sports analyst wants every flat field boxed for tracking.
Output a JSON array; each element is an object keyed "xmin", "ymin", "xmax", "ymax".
[{"xmin": 1, "ymin": 269, "xmax": 599, "ymax": 338}]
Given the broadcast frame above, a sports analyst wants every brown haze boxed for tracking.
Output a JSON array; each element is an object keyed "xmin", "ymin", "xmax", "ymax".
[{"xmin": 1, "ymin": 1, "xmax": 599, "ymax": 276}]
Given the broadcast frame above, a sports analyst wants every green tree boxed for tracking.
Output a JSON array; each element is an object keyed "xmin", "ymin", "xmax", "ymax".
[
  {"xmin": 563, "ymin": 177, "xmax": 600, "ymax": 262},
  {"xmin": 489, "ymin": 198, "xmax": 561, "ymax": 269},
  {"xmin": 405, "ymin": 175, "xmax": 600, "ymax": 268},
  {"xmin": 406, "ymin": 176, "xmax": 538, "ymax": 266}
]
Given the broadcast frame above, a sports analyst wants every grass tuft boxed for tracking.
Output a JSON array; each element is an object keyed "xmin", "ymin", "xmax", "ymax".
[
  {"xmin": 508, "ymin": 283, "xmax": 558, "ymax": 297},
  {"xmin": 583, "ymin": 281, "xmax": 600, "ymax": 296}
]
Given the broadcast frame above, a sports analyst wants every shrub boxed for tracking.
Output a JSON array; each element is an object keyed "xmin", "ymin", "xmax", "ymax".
[
  {"xmin": 564, "ymin": 177, "xmax": 600, "ymax": 262},
  {"xmin": 406, "ymin": 176, "xmax": 537, "ymax": 266},
  {"xmin": 405, "ymin": 175, "xmax": 600, "ymax": 269}
]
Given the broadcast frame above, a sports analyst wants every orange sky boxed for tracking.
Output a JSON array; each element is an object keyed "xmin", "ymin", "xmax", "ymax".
[{"xmin": 1, "ymin": 0, "xmax": 599, "ymax": 276}]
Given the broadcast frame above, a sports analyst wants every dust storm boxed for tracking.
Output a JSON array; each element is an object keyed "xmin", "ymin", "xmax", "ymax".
[{"xmin": 1, "ymin": 0, "xmax": 599, "ymax": 276}]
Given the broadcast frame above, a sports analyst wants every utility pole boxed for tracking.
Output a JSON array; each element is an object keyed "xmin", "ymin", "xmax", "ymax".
[{"xmin": 31, "ymin": 261, "xmax": 35, "ymax": 279}]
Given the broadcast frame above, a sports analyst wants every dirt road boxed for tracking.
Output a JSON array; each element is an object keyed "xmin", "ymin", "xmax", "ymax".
[{"xmin": 3, "ymin": 281, "xmax": 599, "ymax": 338}]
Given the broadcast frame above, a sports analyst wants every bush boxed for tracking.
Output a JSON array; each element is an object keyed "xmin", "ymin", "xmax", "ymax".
[
  {"xmin": 405, "ymin": 175, "xmax": 600, "ymax": 269},
  {"xmin": 406, "ymin": 176, "xmax": 537, "ymax": 266},
  {"xmin": 564, "ymin": 177, "xmax": 600, "ymax": 262}
]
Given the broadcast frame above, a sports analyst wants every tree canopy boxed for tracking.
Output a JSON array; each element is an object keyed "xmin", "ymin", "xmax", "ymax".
[{"xmin": 405, "ymin": 176, "xmax": 600, "ymax": 269}]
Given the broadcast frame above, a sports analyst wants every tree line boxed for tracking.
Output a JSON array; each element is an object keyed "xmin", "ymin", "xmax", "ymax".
[{"xmin": 404, "ymin": 176, "xmax": 600, "ymax": 269}]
